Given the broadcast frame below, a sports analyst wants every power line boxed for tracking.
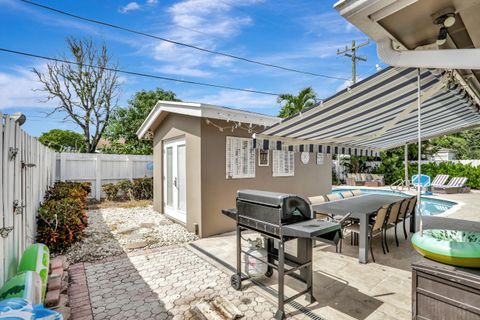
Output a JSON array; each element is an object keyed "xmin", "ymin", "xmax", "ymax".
[
  {"xmin": 19, "ymin": 0, "xmax": 349, "ymax": 81},
  {"xmin": 0, "ymin": 47, "xmax": 281, "ymax": 96}
]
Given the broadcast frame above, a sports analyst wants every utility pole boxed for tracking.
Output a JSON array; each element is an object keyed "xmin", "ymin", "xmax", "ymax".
[{"xmin": 337, "ymin": 39, "xmax": 369, "ymax": 84}]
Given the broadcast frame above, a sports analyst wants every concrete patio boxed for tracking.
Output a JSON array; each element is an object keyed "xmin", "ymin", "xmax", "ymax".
[
  {"xmin": 192, "ymin": 226, "xmax": 416, "ymax": 320},
  {"xmin": 67, "ymin": 190, "xmax": 479, "ymax": 320},
  {"xmin": 190, "ymin": 189, "xmax": 480, "ymax": 319}
]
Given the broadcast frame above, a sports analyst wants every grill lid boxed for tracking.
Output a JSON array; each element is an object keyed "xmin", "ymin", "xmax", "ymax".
[{"xmin": 237, "ymin": 189, "xmax": 293, "ymax": 207}]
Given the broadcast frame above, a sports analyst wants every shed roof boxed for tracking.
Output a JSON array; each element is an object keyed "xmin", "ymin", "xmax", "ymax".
[{"xmin": 137, "ymin": 101, "xmax": 279, "ymax": 139}]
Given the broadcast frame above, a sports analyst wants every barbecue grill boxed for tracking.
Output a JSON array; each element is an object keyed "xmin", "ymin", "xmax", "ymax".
[{"xmin": 222, "ymin": 189, "xmax": 341, "ymax": 320}]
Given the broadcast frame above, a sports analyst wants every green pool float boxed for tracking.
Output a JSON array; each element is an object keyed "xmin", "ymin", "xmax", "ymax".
[
  {"xmin": 0, "ymin": 271, "xmax": 43, "ymax": 304},
  {"xmin": 17, "ymin": 243, "xmax": 50, "ymax": 302},
  {"xmin": 412, "ymin": 229, "xmax": 480, "ymax": 268}
]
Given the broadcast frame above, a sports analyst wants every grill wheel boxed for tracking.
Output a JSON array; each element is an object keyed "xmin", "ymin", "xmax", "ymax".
[
  {"xmin": 230, "ymin": 274, "xmax": 242, "ymax": 290},
  {"xmin": 265, "ymin": 267, "xmax": 273, "ymax": 278}
]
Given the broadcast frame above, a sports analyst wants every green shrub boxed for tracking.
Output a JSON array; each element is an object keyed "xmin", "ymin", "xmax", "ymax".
[
  {"xmin": 374, "ymin": 159, "xmax": 480, "ymax": 189},
  {"xmin": 45, "ymin": 181, "xmax": 90, "ymax": 202},
  {"xmin": 102, "ymin": 183, "xmax": 119, "ymax": 201},
  {"xmin": 132, "ymin": 177, "xmax": 153, "ymax": 200},
  {"xmin": 100, "ymin": 177, "xmax": 153, "ymax": 202},
  {"xmin": 37, "ymin": 182, "xmax": 89, "ymax": 252},
  {"xmin": 332, "ymin": 168, "xmax": 340, "ymax": 185},
  {"xmin": 117, "ymin": 179, "xmax": 134, "ymax": 200}
]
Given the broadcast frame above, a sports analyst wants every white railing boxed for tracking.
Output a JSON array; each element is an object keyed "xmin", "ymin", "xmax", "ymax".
[
  {"xmin": 1, "ymin": 114, "xmax": 56, "ymax": 286},
  {"xmin": 56, "ymin": 153, "xmax": 153, "ymax": 200}
]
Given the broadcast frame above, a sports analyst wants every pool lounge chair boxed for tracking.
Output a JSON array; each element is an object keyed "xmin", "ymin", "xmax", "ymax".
[
  {"xmin": 325, "ymin": 193, "xmax": 344, "ymax": 201},
  {"xmin": 346, "ymin": 173, "xmax": 365, "ymax": 186},
  {"xmin": 433, "ymin": 177, "xmax": 469, "ymax": 194},
  {"xmin": 411, "ymin": 174, "xmax": 431, "ymax": 195},
  {"xmin": 431, "ymin": 174, "xmax": 449, "ymax": 188},
  {"xmin": 365, "ymin": 174, "xmax": 385, "ymax": 187}
]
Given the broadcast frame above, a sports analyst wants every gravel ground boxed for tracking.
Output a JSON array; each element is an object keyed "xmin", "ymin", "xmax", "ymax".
[{"xmin": 65, "ymin": 205, "xmax": 197, "ymax": 263}]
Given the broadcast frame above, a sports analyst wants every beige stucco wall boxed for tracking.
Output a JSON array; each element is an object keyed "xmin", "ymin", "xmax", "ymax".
[
  {"xmin": 200, "ymin": 119, "xmax": 332, "ymax": 237},
  {"xmin": 152, "ymin": 113, "xmax": 202, "ymax": 234}
]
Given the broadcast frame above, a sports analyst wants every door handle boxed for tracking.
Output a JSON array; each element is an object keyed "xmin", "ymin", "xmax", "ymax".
[{"xmin": 174, "ymin": 177, "xmax": 177, "ymax": 188}]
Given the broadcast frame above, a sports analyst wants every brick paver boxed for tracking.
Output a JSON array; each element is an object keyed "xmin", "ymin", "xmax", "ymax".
[
  {"xmin": 69, "ymin": 263, "xmax": 94, "ymax": 320},
  {"xmin": 70, "ymin": 246, "xmax": 281, "ymax": 320}
]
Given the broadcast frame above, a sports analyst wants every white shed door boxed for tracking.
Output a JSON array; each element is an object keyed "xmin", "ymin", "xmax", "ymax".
[{"xmin": 163, "ymin": 139, "xmax": 186, "ymax": 223}]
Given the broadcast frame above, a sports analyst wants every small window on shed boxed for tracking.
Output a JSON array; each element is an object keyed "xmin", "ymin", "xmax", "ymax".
[
  {"xmin": 226, "ymin": 136, "xmax": 255, "ymax": 179},
  {"xmin": 272, "ymin": 150, "xmax": 294, "ymax": 177}
]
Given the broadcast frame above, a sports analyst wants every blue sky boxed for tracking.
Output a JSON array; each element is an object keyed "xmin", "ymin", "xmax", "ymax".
[{"xmin": 0, "ymin": 0, "xmax": 384, "ymax": 137}]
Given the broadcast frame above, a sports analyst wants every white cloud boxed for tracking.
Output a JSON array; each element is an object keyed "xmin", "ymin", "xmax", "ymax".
[
  {"xmin": 0, "ymin": 66, "xmax": 54, "ymax": 110},
  {"xmin": 300, "ymin": 12, "xmax": 359, "ymax": 35},
  {"xmin": 194, "ymin": 90, "xmax": 277, "ymax": 110},
  {"xmin": 146, "ymin": 0, "xmax": 262, "ymax": 76},
  {"xmin": 146, "ymin": 0, "xmax": 158, "ymax": 4},
  {"xmin": 156, "ymin": 65, "xmax": 212, "ymax": 77},
  {"xmin": 119, "ymin": 2, "xmax": 141, "ymax": 13}
]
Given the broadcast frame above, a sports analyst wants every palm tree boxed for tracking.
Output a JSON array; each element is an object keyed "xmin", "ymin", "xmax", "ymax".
[{"xmin": 277, "ymin": 87, "xmax": 317, "ymax": 118}]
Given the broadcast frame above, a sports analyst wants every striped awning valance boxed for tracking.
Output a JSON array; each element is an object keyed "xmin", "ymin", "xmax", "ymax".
[
  {"xmin": 255, "ymin": 67, "xmax": 480, "ymax": 154},
  {"xmin": 252, "ymin": 137, "xmax": 380, "ymax": 157}
]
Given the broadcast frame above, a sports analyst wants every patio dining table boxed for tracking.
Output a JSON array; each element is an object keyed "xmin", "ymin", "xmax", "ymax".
[{"xmin": 312, "ymin": 194, "xmax": 407, "ymax": 264}]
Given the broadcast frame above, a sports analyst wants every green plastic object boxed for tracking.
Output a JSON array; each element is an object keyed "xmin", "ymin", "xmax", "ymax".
[
  {"xmin": 17, "ymin": 243, "xmax": 50, "ymax": 302},
  {"xmin": 412, "ymin": 229, "xmax": 480, "ymax": 268},
  {"xmin": 0, "ymin": 271, "xmax": 43, "ymax": 304}
]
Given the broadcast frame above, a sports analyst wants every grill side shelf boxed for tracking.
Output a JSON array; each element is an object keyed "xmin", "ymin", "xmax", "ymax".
[
  {"xmin": 282, "ymin": 220, "xmax": 340, "ymax": 238},
  {"xmin": 222, "ymin": 208, "xmax": 237, "ymax": 220}
]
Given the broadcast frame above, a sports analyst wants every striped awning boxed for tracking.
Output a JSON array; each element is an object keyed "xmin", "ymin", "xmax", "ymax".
[{"xmin": 254, "ymin": 67, "xmax": 480, "ymax": 156}]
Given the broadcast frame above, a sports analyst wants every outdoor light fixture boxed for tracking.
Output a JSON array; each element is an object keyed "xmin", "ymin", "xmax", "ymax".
[
  {"xmin": 8, "ymin": 112, "xmax": 26, "ymax": 126},
  {"xmin": 434, "ymin": 13, "xmax": 456, "ymax": 28},
  {"xmin": 433, "ymin": 10, "xmax": 456, "ymax": 47},
  {"xmin": 436, "ymin": 27, "xmax": 448, "ymax": 46}
]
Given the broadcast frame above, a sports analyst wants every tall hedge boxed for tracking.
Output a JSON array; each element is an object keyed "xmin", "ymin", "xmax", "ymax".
[{"xmin": 375, "ymin": 160, "xmax": 480, "ymax": 189}]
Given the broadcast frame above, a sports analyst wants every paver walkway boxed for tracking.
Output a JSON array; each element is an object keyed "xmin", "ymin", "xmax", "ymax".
[{"xmin": 69, "ymin": 245, "xmax": 288, "ymax": 320}]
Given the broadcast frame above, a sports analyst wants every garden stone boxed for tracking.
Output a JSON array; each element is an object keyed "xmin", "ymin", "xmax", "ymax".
[
  {"xmin": 117, "ymin": 226, "xmax": 139, "ymax": 234},
  {"xmin": 125, "ymin": 240, "xmax": 148, "ymax": 249},
  {"xmin": 140, "ymin": 222, "xmax": 155, "ymax": 228}
]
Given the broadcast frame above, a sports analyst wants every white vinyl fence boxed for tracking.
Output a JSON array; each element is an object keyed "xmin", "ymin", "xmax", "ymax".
[
  {"xmin": 1, "ymin": 114, "xmax": 56, "ymax": 286},
  {"xmin": 56, "ymin": 153, "xmax": 153, "ymax": 200}
]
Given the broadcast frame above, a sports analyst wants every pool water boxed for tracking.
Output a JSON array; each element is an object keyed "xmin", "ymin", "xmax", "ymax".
[{"xmin": 332, "ymin": 188, "xmax": 457, "ymax": 216}]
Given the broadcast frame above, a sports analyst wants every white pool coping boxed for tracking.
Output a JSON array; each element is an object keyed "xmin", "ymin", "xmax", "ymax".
[{"xmin": 332, "ymin": 185, "xmax": 462, "ymax": 217}]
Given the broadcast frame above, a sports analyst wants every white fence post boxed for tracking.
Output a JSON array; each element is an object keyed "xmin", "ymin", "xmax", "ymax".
[
  {"xmin": 95, "ymin": 155, "xmax": 102, "ymax": 201},
  {"xmin": 60, "ymin": 153, "xmax": 66, "ymax": 182},
  {"xmin": 128, "ymin": 156, "xmax": 133, "ymax": 181}
]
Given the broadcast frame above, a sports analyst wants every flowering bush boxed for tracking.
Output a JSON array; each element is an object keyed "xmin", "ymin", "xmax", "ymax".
[
  {"xmin": 101, "ymin": 177, "xmax": 153, "ymax": 201},
  {"xmin": 45, "ymin": 181, "xmax": 90, "ymax": 202},
  {"xmin": 117, "ymin": 180, "xmax": 134, "ymax": 200},
  {"xmin": 132, "ymin": 177, "xmax": 153, "ymax": 200},
  {"xmin": 36, "ymin": 182, "xmax": 90, "ymax": 252},
  {"xmin": 102, "ymin": 183, "xmax": 119, "ymax": 201}
]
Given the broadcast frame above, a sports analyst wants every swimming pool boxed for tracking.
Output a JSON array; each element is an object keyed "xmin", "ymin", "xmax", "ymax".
[{"xmin": 332, "ymin": 188, "xmax": 457, "ymax": 216}]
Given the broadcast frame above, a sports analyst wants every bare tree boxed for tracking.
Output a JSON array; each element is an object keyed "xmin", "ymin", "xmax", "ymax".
[{"xmin": 33, "ymin": 37, "xmax": 120, "ymax": 153}]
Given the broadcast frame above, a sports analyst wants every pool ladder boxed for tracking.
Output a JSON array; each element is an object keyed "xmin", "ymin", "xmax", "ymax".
[{"xmin": 390, "ymin": 179, "xmax": 408, "ymax": 191}]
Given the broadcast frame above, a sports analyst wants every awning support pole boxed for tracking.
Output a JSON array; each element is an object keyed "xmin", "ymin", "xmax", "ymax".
[
  {"xmin": 416, "ymin": 68, "xmax": 422, "ymax": 234},
  {"xmin": 404, "ymin": 144, "xmax": 409, "ymax": 189}
]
